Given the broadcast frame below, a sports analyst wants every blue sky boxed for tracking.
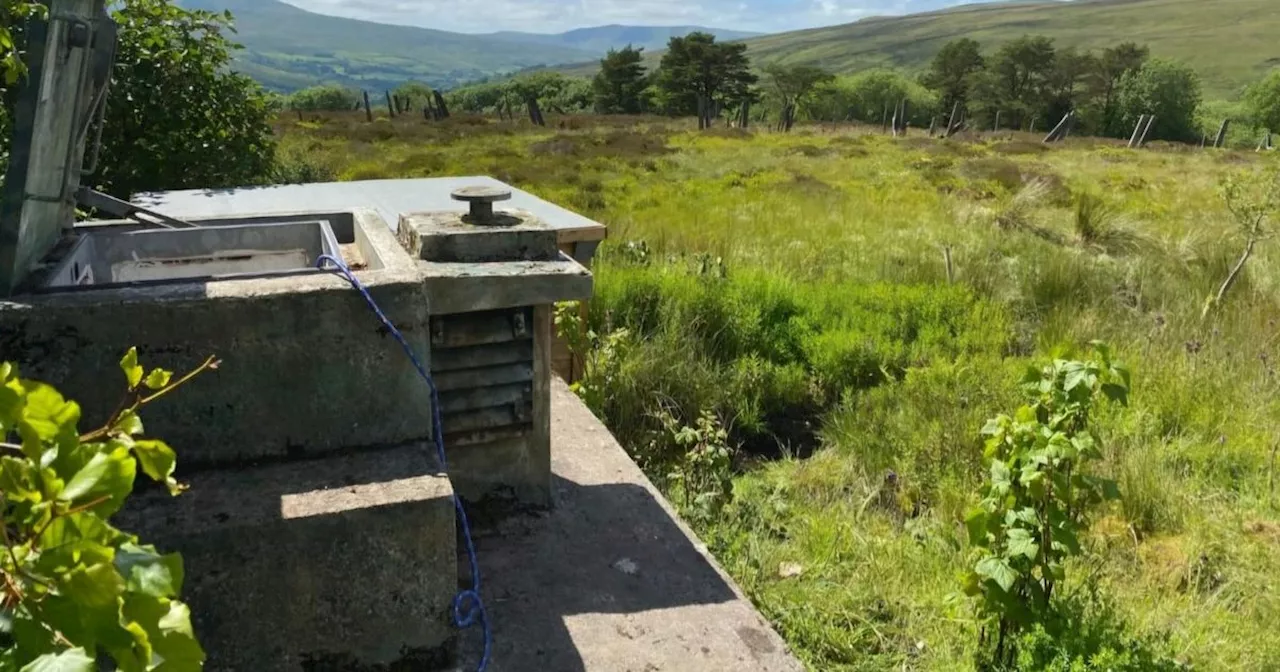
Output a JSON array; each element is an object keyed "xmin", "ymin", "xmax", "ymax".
[{"xmin": 282, "ymin": 0, "xmax": 993, "ymax": 34}]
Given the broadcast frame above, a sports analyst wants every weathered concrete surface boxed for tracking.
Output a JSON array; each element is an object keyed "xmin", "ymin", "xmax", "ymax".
[
  {"xmin": 399, "ymin": 209, "xmax": 560, "ymax": 264},
  {"xmin": 420, "ymin": 259, "xmax": 592, "ymax": 316},
  {"xmin": 453, "ymin": 378, "xmax": 803, "ymax": 671},
  {"xmin": 0, "ymin": 211, "xmax": 437, "ymax": 468},
  {"xmin": 115, "ymin": 444, "xmax": 458, "ymax": 671}
]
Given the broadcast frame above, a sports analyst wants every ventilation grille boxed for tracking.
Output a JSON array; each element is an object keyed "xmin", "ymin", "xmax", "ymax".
[{"xmin": 429, "ymin": 307, "xmax": 534, "ymax": 445}]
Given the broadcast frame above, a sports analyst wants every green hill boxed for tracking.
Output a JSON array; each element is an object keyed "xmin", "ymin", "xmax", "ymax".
[
  {"xmin": 489, "ymin": 25, "xmax": 761, "ymax": 54},
  {"xmin": 178, "ymin": 0, "xmax": 598, "ymax": 91},
  {"xmin": 560, "ymin": 0, "xmax": 1280, "ymax": 98}
]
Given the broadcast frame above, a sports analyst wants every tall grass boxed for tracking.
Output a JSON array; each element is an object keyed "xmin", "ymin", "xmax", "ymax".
[{"xmin": 279, "ymin": 112, "xmax": 1280, "ymax": 670}]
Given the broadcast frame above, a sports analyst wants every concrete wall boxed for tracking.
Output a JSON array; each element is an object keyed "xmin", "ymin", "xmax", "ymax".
[{"xmin": 0, "ymin": 210, "xmax": 438, "ymax": 469}]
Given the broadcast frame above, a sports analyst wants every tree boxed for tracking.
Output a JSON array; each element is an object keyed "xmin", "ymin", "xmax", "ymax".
[
  {"xmin": 1096, "ymin": 42, "xmax": 1149, "ymax": 135},
  {"xmin": 970, "ymin": 35, "xmax": 1058, "ymax": 130},
  {"xmin": 91, "ymin": 1, "xmax": 277, "ymax": 199},
  {"xmin": 1245, "ymin": 69, "xmax": 1280, "ymax": 133},
  {"xmin": 654, "ymin": 32, "xmax": 756, "ymax": 117},
  {"xmin": 1043, "ymin": 47, "xmax": 1100, "ymax": 132},
  {"xmin": 922, "ymin": 38, "xmax": 985, "ymax": 114},
  {"xmin": 392, "ymin": 81, "xmax": 436, "ymax": 111},
  {"xmin": 763, "ymin": 63, "xmax": 833, "ymax": 110},
  {"xmin": 1, "ymin": 1, "xmax": 278, "ymax": 199},
  {"xmin": 1114, "ymin": 58, "xmax": 1202, "ymax": 143},
  {"xmin": 289, "ymin": 85, "xmax": 362, "ymax": 111},
  {"xmin": 593, "ymin": 45, "xmax": 647, "ymax": 114}
]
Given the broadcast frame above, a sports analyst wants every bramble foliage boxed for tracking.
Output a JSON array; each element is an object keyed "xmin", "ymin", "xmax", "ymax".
[
  {"xmin": 0, "ymin": 348, "xmax": 217, "ymax": 670},
  {"xmin": 964, "ymin": 342, "xmax": 1130, "ymax": 668},
  {"xmin": 94, "ymin": 0, "xmax": 278, "ymax": 198},
  {"xmin": 659, "ymin": 410, "xmax": 735, "ymax": 527}
]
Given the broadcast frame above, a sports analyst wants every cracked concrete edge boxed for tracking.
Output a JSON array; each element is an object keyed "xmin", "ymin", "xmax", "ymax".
[{"xmin": 549, "ymin": 377, "xmax": 806, "ymax": 671}]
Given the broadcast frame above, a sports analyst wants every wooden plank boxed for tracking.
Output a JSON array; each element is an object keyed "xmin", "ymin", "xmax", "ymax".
[
  {"xmin": 555, "ymin": 225, "xmax": 608, "ymax": 245},
  {"xmin": 432, "ymin": 341, "xmax": 533, "ymax": 372},
  {"xmin": 439, "ymin": 382, "xmax": 531, "ymax": 415},
  {"xmin": 531, "ymin": 304, "xmax": 553, "ymax": 500},
  {"xmin": 434, "ymin": 363, "xmax": 534, "ymax": 392}
]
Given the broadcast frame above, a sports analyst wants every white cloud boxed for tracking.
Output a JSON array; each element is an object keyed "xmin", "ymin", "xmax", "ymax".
[{"xmin": 279, "ymin": 0, "xmax": 980, "ymax": 34}]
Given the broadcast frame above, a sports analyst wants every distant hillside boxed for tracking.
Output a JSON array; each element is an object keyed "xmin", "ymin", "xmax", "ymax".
[
  {"xmin": 489, "ymin": 25, "xmax": 761, "ymax": 54},
  {"xmin": 559, "ymin": 0, "xmax": 1280, "ymax": 98},
  {"xmin": 178, "ymin": 1, "xmax": 760, "ymax": 92}
]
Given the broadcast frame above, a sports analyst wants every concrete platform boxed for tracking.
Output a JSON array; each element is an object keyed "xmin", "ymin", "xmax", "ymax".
[
  {"xmin": 116, "ymin": 444, "xmax": 458, "ymax": 671},
  {"xmin": 453, "ymin": 378, "xmax": 803, "ymax": 672}
]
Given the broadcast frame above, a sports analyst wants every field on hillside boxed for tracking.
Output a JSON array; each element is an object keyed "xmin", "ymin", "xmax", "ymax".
[
  {"xmin": 279, "ymin": 113, "xmax": 1280, "ymax": 670},
  {"xmin": 557, "ymin": 0, "xmax": 1279, "ymax": 98}
]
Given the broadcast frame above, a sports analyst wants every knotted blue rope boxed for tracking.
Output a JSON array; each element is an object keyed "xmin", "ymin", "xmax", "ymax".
[{"xmin": 316, "ymin": 254, "xmax": 492, "ymax": 671}]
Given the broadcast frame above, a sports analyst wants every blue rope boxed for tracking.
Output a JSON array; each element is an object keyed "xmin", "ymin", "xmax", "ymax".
[{"xmin": 316, "ymin": 254, "xmax": 492, "ymax": 671}]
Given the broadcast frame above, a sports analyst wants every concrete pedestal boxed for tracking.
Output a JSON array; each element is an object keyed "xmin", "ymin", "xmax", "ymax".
[{"xmin": 116, "ymin": 445, "xmax": 458, "ymax": 670}]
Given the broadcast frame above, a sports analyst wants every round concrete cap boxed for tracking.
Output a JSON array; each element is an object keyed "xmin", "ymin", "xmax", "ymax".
[{"xmin": 451, "ymin": 186, "xmax": 513, "ymax": 203}]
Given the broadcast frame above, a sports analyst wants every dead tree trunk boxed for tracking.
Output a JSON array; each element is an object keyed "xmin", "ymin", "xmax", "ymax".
[
  {"xmin": 1214, "ymin": 119, "xmax": 1231, "ymax": 148},
  {"xmin": 527, "ymin": 97, "xmax": 545, "ymax": 126},
  {"xmin": 434, "ymin": 91, "xmax": 451, "ymax": 119},
  {"xmin": 363, "ymin": 91, "xmax": 373, "ymax": 122}
]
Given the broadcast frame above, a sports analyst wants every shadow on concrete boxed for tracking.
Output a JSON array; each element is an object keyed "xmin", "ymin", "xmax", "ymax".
[{"xmin": 454, "ymin": 473, "xmax": 741, "ymax": 671}]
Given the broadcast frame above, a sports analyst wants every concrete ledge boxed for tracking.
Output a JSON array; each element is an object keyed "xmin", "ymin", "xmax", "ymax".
[
  {"xmin": 116, "ymin": 445, "xmax": 458, "ymax": 671},
  {"xmin": 420, "ymin": 256, "xmax": 592, "ymax": 315},
  {"xmin": 453, "ymin": 379, "xmax": 803, "ymax": 671}
]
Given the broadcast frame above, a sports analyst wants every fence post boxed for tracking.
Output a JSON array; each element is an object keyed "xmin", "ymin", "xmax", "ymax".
[
  {"xmin": 1043, "ymin": 112, "xmax": 1072, "ymax": 143},
  {"xmin": 363, "ymin": 91, "xmax": 372, "ymax": 122},
  {"xmin": 1137, "ymin": 115, "xmax": 1156, "ymax": 147},
  {"xmin": 994, "ymin": 110, "xmax": 1001, "ymax": 132},
  {"xmin": 1213, "ymin": 119, "xmax": 1230, "ymax": 148},
  {"xmin": 1127, "ymin": 114, "xmax": 1147, "ymax": 148},
  {"xmin": 385, "ymin": 91, "xmax": 396, "ymax": 118}
]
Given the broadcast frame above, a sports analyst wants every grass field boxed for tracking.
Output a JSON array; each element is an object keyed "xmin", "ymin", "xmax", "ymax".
[
  {"xmin": 557, "ymin": 0, "xmax": 1280, "ymax": 99},
  {"xmin": 280, "ymin": 113, "xmax": 1280, "ymax": 670}
]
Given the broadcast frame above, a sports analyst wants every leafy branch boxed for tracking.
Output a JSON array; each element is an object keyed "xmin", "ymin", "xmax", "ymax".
[{"xmin": 0, "ymin": 347, "xmax": 213, "ymax": 670}]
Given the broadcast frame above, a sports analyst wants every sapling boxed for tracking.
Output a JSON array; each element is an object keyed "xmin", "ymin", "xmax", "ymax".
[{"xmin": 1203, "ymin": 167, "xmax": 1280, "ymax": 318}]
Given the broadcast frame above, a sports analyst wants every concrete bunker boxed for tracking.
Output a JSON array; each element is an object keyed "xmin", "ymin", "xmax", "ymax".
[
  {"xmin": 0, "ymin": 1, "xmax": 595, "ymax": 666},
  {"xmin": 0, "ymin": 2, "xmax": 804, "ymax": 670}
]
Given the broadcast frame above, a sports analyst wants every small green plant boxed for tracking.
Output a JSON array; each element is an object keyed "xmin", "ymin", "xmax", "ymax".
[
  {"xmin": 660, "ymin": 409, "xmax": 735, "ymax": 527},
  {"xmin": 0, "ymin": 348, "xmax": 217, "ymax": 670},
  {"xmin": 963, "ymin": 342, "xmax": 1130, "ymax": 669}
]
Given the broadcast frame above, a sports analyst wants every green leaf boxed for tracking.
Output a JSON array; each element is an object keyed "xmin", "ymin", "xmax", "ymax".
[
  {"xmin": 18, "ymin": 648, "xmax": 95, "ymax": 672},
  {"xmin": 975, "ymin": 556, "xmax": 1018, "ymax": 593},
  {"xmin": 114, "ymin": 410, "xmax": 144, "ymax": 437},
  {"xmin": 964, "ymin": 507, "xmax": 989, "ymax": 546},
  {"xmin": 59, "ymin": 446, "xmax": 136, "ymax": 514},
  {"xmin": 144, "ymin": 368, "xmax": 172, "ymax": 391},
  {"xmin": 1101, "ymin": 383, "xmax": 1129, "ymax": 406},
  {"xmin": 1063, "ymin": 362, "xmax": 1089, "ymax": 391},
  {"xmin": 132, "ymin": 439, "xmax": 183, "ymax": 495},
  {"xmin": 61, "ymin": 563, "xmax": 125, "ymax": 608},
  {"xmin": 115, "ymin": 543, "xmax": 184, "ymax": 598},
  {"xmin": 120, "ymin": 348, "xmax": 143, "ymax": 389},
  {"xmin": 1004, "ymin": 528, "xmax": 1040, "ymax": 560}
]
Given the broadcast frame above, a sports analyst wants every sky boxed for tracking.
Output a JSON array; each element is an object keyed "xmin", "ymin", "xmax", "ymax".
[{"xmin": 280, "ymin": 0, "xmax": 994, "ymax": 35}]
